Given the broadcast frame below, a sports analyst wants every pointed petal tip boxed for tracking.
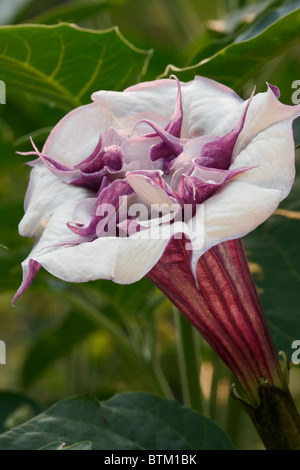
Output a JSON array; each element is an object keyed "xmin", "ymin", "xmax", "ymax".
[
  {"xmin": 12, "ymin": 259, "xmax": 41, "ymax": 305},
  {"xmin": 266, "ymin": 82, "xmax": 280, "ymax": 99}
]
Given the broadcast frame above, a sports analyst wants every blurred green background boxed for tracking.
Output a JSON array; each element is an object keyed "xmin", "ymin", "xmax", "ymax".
[{"xmin": 0, "ymin": 0, "xmax": 300, "ymax": 450}]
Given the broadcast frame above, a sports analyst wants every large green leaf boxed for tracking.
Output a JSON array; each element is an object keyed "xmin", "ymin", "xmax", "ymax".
[
  {"xmin": 185, "ymin": 0, "xmax": 279, "ymax": 66},
  {"xmin": 26, "ymin": 0, "xmax": 122, "ymax": 25},
  {"xmin": 0, "ymin": 23, "xmax": 152, "ymax": 111},
  {"xmin": 160, "ymin": 7, "xmax": 300, "ymax": 91},
  {"xmin": 235, "ymin": 0, "xmax": 300, "ymax": 42},
  {"xmin": 0, "ymin": 393, "xmax": 234, "ymax": 450},
  {"xmin": 0, "ymin": 391, "xmax": 42, "ymax": 433}
]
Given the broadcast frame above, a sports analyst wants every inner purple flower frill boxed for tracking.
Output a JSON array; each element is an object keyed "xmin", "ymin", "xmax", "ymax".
[{"xmin": 26, "ymin": 78, "xmax": 252, "ymax": 244}]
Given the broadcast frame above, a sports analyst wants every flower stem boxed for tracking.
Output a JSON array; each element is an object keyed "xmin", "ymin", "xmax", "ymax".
[
  {"xmin": 173, "ymin": 307, "xmax": 203, "ymax": 413},
  {"xmin": 235, "ymin": 382, "xmax": 300, "ymax": 450}
]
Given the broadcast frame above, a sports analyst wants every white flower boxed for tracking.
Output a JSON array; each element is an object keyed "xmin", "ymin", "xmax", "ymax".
[{"xmin": 14, "ymin": 76, "xmax": 300, "ymax": 302}]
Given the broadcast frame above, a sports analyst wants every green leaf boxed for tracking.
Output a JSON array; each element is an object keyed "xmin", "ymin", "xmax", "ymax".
[
  {"xmin": 235, "ymin": 0, "xmax": 300, "ymax": 42},
  {"xmin": 160, "ymin": 7, "xmax": 300, "ymax": 91},
  {"xmin": 206, "ymin": 0, "xmax": 274, "ymax": 36},
  {"xmin": 27, "ymin": 0, "xmax": 122, "ymax": 25},
  {"xmin": 0, "ymin": 391, "xmax": 42, "ymax": 433},
  {"xmin": 0, "ymin": 23, "xmax": 152, "ymax": 111},
  {"xmin": 0, "ymin": 393, "xmax": 234, "ymax": 450},
  {"xmin": 185, "ymin": 0, "xmax": 287, "ymax": 67}
]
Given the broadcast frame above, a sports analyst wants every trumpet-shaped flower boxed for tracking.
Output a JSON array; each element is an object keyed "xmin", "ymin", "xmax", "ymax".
[{"xmin": 14, "ymin": 76, "xmax": 300, "ymax": 404}]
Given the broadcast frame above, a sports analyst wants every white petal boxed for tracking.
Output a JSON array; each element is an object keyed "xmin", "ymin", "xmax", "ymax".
[
  {"xmin": 95, "ymin": 76, "xmax": 245, "ymax": 138},
  {"xmin": 189, "ymin": 180, "xmax": 282, "ymax": 271},
  {"xmin": 126, "ymin": 174, "xmax": 175, "ymax": 207},
  {"xmin": 181, "ymin": 76, "xmax": 245, "ymax": 138},
  {"xmin": 30, "ymin": 221, "xmax": 191, "ymax": 284},
  {"xmin": 43, "ymin": 101, "xmax": 122, "ymax": 167},
  {"xmin": 93, "ymin": 79, "xmax": 179, "ymax": 134},
  {"xmin": 26, "ymin": 199, "xmax": 89, "ymax": 257},
  {"xmin": 20, "ymin": 163, "xmax": 91, "ymax": 238},
  {"xmin": 121, "ymin": 135, "xmax": 160, "ymax": 168},
  {"xmin": 231, "ymin": 119, "xmax": 296, "ymax": 200},
  {"xmin": 32, "ymin": 237, "xmax": 118, "ymax": 283},
  {"xmin": 233, "ymin": 85, "xmax": 300, "ymax": 157},
  {"xmin": 113, "ymin": 222, "xmax": 189, "ymax": 283}
]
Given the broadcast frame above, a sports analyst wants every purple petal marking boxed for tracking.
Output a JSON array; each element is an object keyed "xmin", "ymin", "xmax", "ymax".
[
  {"xmin": 134, "ymin": 119, "xmax": 183, "ymax": 158},
  {"xmin": 24, "ymin": 131, "xmax": 125, "ymax": 192},
  {"xmin": 175, "ymin": 163, "xmax": 252, "ymax": 207},
  {"xmin": 12, "ymin": 259, "xmax": 41, "ymax": 305},
  {"xmin": 267, "ymin": 83, "xmax": 280, "ymax": 99},
  {"xmin": 149, "ymin": 143, "xmax": 176, "ymax": 174},
  {"xmin": 74, "ymin": 128, "xmax": 125, "ymax": 176},
  {"xmin": 75, "ymin": 128, "xmax": 124, "ymax": 167},
  {"xmin": 197, "ymin": 89, "xmax": 255, "ymax": 170},
  {"xmin": 67, "ymin": 179, "xmax": 134, "ymax": 238},
  {"xmin": 140, "ymin": 76, "xmax": 184, "ymax": 174},
  {"xmin": 165, "ymin": 75, "xmax": 183, "ymax": 138},
  {"xmin": 18, "ymin": 138, "xmax": 75, "ymax": 174}
]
